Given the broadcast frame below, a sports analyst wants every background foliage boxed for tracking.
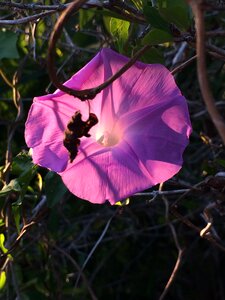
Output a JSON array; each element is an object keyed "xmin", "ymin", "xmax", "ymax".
[{"xmin": 1, "ymin": 0, "xmax": 225, "ymax": 299}]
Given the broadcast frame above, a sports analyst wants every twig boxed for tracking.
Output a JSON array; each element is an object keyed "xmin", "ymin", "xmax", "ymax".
[
  {"xmin": 159, "ymin": 250, "xmax": 183, "ymax": 300},
  {"xmin": 134, "ymin": 189, "xmax": 191, "ymax": 197},
  {"xmin": 3, "ymin": 57, "xmax": 27, "ymax": 184},
  {"xmin": 176, "ymin": 34, "xmax": 225, "ymax": 61},
  {"xmin": 206, "ymin": 29, "xmax": 225, "ymax": 36},
  {"xmin": 203, "ymin": 3, "xmax": 225, "ymax": 10},
  {"xmin": 32, "ymin": 196, "xmax": 47, "ymax": 217},
  {"xmin": 49, "ymin": 43, "xmax": 150, "ymax": 100},
  {"xmin": 199, "ymin": 202, "xmax": 221, "ymax": 238},
  {"xmin": 208, "ymin": 51, "xmax": 225, "ymax": 61},
  {"xmin": 0, "ymin": 10, "xmax": 56, "ymax": 25},
  {"xmin": 109, "ymin": 0, "xmax": 143, "ymax": 16},
  {"xmin": 171, "ymin": 55, "xmax": 197, "ymax": 75},
  {"xmin": 10, "ymin": 263, "xmax": 21, "ymax": 300},
  {"xmin": 206, "ymin": 43, "xmax": 225, "ymax": 58},
  {"xmin": 103, "ymin": 0, "xmax": 145, "ymax": 24},
  {"xmin": 0, "ymin": 2, "xmax": 68, "ymax": 11},
  {"xmin": 158, "ymin": 183, "xmax": 184, "ymax": 300},
  {"xmin": 0, "ymin": 69, "xmax": 14, "ymax": 88},
  {"xmin": 7, "ymin": 221, "xmax": 36, "ymax": 252},
  {"xmin": 172, "ymin": 42, "xmax": 188, "ymax": 65},
  {"xmin": 0, "ymin": 0, "xmax": 102, "ymax": 11},
  {"xmin": 193, "ymin": 101, "xmax": 225, "ymax": 118},
  {"xmin": 53, "ymin": 244, "xmax": 98, "ymax": 300},
  {"xmin": 189, "ymin": 0, "xmax": 225, "ymax": 144},
  {"xmin": 171, "ymin": 204, "xmax": 225, "ymax": 252},
  {"xmin": 75, "ymin": 213, "xmax": 115, "ymax": 288},
  {"xmin": 47, "ymin": 0, "xmax": 150, "ymax": 100}
]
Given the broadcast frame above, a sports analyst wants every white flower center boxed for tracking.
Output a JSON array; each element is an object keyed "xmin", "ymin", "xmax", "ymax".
[{"xmin": 97, "ymin": 131, "xmax": 120, "ymax": 147}]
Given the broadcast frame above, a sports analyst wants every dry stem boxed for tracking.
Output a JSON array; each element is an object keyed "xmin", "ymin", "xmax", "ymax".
[
  {"xmin": 189, "ymin": 0, "xmax": 225, "ymax": 144},
  {"xmin": 47, "ymin": 0, "xmax": 150, "ymax": 100}
]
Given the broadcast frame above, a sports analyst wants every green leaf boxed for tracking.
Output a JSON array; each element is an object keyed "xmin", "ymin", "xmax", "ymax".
[
  {"xmin": 100, "ymin": 9, "xmax": 131, "ymax": 21},
  {"xmin": 107, "ymin": 17, "xmax": 130, "ymax": 52},
  {"xmin": 158, "ymin": 0, "xmax": 191, "ymax": 31},
  {"xmin": 0, "ymin": 153, "xmax": 37, "ymax": 201},
  {"xmin": 142, "ymin": 28, "xmax": 173, "ymax": 45},
  {"xmin": 11, "ymin": 152, "xmax": 35, "ymax": 176},
  {"xmin": 141, "ymin": 47, "xmax": 165, "ymax": 64},
  {"xmin": 12, "ymin": 205, "xmax": 21, "ymax": 234},
  {"xmin": 0, "ymin": 179, "xmax": 21, "ymax": 198},
  {"xmin": 11, "ymin": 152, "xmax": 38, "ymax": 203},
  {"xmin": 45, "ymin": 172, "xmax": 67, "ymax": 208},
  {"xmin": 0, "ymin": 30, "xmax": 19, "ymax": 60},
  {"xmin": 79, "ymin": 8, "xmax": 96, "ymax": 29},
  {"xmin": 0, "ymin": 271, "xmax": 6, "ymax": 290},
  {"xmin": 143, "ymin": 6, "xmax": 170, "ymax": 31},
  {"xmin": 130, "ymin": 0, "xmax": 142, "ymax": 10},
  {"xmin": 0, "ymin": 234, "xmax": 8, "ymax": 254},
  {"xmin": 217, "ymin": 159, "xmax": 225, "ymax": 168}
]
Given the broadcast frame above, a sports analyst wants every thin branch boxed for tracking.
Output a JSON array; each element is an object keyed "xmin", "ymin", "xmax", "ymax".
[
  {"xmin": 10, "ymin": 263, "xmax": 21, "ymax": 299},
  {"xmin": 193, "ymin": 101, "xmax": 225, "ymax": 118},
  {"xmin": 171, "ymin": 55, "xmax": 197, "ymax": 75},
  {"xmin": 189, "ymin": 0, "xmax": 225, "ymax": 144},
  {"xmin": 47, "ymin": 0, "xmax": 150, "ymax": 100},
  {"xmin": 6, "ymin": 221, "xmax": 36, "ymax": 253},
  {"xmin": 207, "ymin": 43, "xmax": 225, "ymax": 57},
  {"xmin": 171, "ymin": 205, "xmax": 225, "ymax": 252},
  {"xmin": 75, "ymin": 213, "xmax": 115, "ymax": 287},
  {"xmin": 159, "ymin": 250, "xmax": 183, "ymax": 300},
  {"xmin": 174, "ymin": 32, "xmax": 225, "ymax": 60},
  {"xmin": 0, "ymin": 10, "xmax": 56, "ymax": 25},
  {"xmin": 3, "ymin": 61, "xmax": 24, "ymax": 184},
  {"xmin": 103, "ymin": 0, "xmax": 145, "ymax": 24},
  {"xmin": 207, "ymin": 50, "xmax": 225, "ymax": 61},
  {"xmin": 109, "ymin": 0, "xmax": 143, "ymax": 16},
  {"xmin": 0, "ymin": 0, "xmax": 102, "ymax": 11},
  {"xmin": 158, "ymin": 184, "xmax": 184, "ymax": 300},
  {"xmin": 203, "ymin": 3, "xmax": 225, "ymax": 10},
  {"xmin": 172, "ymin": 42, "xmax": 188, "ymax": 65},
  {"xmin": 134, "ymin": 189, "xmax": 191, "ymax": 197},
  {"xmin": 48, "ymin": 43, "xmax": 150, "ymax": 100},
  {"xmin": 0, "ymin": 69, "xmax": 14, "ymax": 88},
  {"xmin": 206, "ymin": 29, "xmax": 225, "ymax": 36},
  {"xmin": 0, "ymin": 2, "xmax": 68, "ymax": 11},
  {"xmin": 53, "ymin": 244, "xmax": 98, "ymax": 300}
]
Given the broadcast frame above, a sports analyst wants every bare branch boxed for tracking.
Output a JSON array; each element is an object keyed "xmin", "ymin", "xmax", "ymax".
[
  {"xmin": 207, "ymin": 43, "xmax": 225, "ymax": 57},
  {"xmin": 75, "ymin": 214, "xmax": 115, "ymax": 287},
  {"xmin": 53, "ymin": 244, "xmax": 99, "ymax": 300},
  {"xmin": 206, "ymin": 29, "xmax": 225, "ymax": 36},
  {"xmin": 0, "ymin": 1, "xmax": 103, "ymax": 25},
  {"xmin": 171, "ymin": 55, "xmax": 197, "ymax": 75},
  {"xmin": 47, "ymin": 0, "xmax": 150, "ymax": 100},
  {"xmin": 159, "ymin": 250, "xmax": 183, "ymax": 300},
  {"xmin": 0, "ymin": 10, "xmax": 56, "ymax": 25},
  {"xmin": 0, "ymin": 0, "xmax": 102, "ymax": 11},
  {"xmin": 158, "ymin": 184, "xmax": 184, "ymax": 300},
  {"xmin": 188, "ymin": 0, "xmax": 225, "ymax": 144}
]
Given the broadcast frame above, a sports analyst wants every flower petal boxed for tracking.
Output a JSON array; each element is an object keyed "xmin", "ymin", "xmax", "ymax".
[
  {"xmin": 121, "ymin": 96, "xmax": 191, "ymax": 145},
  {"xmin": 120, "ymin": 95, "xmax": 191, "ymax": 180},
  {"xmin": 60, "ymin": 141, "xmax": 156, "ymax": 204},
  {"xmin": 25, "ymin": 48, "xmax": 192, "ymax": 204},
  {"xmin": 25, "ymin": 95, "xmax": 90, "ymax": 171},
  {"xmin": 25, "ymin": 50, "xmax": 105, "ymax": 171}
]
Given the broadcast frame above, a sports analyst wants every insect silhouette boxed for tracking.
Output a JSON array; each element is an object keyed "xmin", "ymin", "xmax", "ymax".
[{"xmin": 63, "ymin": 111, "xmax": 98, "ymax": 163}]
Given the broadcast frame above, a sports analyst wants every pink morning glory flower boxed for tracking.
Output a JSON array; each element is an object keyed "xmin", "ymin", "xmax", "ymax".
[{"xmin": 25, "ymin": 48, "xmax": 191, "ymax": 204}]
